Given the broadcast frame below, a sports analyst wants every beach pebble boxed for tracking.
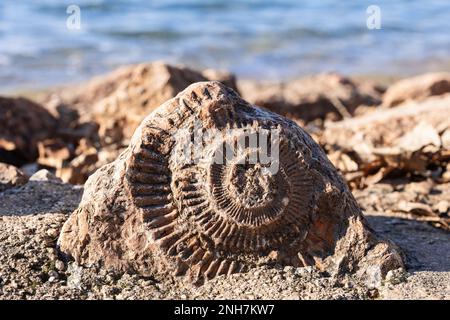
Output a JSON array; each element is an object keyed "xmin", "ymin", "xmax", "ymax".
[
  {"xmin": 48, "ymin": 270, "xmax": 59, "ymax": 282},
  {"xmin": 55, "ymin": 260, "xmax": 65, "ymax": 271},
  {"xmin": 385, "ymin": 268, "xmax": 407, "ymax": 285}
]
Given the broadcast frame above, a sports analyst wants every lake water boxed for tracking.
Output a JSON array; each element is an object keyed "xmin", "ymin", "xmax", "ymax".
[{"xmin": 0, "ymin": 0, "xmax": 449, "ymax": 92}]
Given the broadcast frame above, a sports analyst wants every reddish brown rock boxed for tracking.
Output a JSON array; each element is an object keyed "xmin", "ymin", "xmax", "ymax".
[
  {"xmin": 89, "ymin": 63, "xmax": 219, "ymax": 145},
  {"xmin": 0, "ymin": 163, "xmax": 28, "ymax": 192},
  {"xmin": 58, "ymin": 81, "xmax": 402, "ymax": 284},
  {"xmin": 42, "ymin": 62, "xmax": 225, "ymax": 183},
  {"xmin": 323, "ymin": 94, "xmax": 450, "ymax": 189},
  {"xmin": 201, "ymin": 68, "xmax": 239, "ymax": 92},
  {"xmin": 240, "ymin": 73, "xmax": 381, "ymax": 122},
  {"xmin": 37, "ymin": 139, "xmax": 73, "ymax": 168},
  {"xmin": 383, "ymin": 72, "xmax": 450, "ymax": 107},
  {"xmin": 324, "ymin": 94, "xmax": 450, "ymax": 149},
  {"xmin": 0, "ymin": 97, "xmax": 57, "ymax": 166},
  {"xmin": 47, "ymin": 62, "xmax": 223, "ymax": 146},
  {"xmin": 57, "ymin": 151, "xmax": 99, "ymax": 185}
]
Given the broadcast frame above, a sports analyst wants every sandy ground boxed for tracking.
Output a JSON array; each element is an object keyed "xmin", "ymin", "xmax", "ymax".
[{"xmin": 0, "ymin": 174, "xmax": 448, "ymax": 300}]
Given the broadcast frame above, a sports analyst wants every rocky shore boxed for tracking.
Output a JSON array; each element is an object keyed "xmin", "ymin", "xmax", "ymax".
[{"xmin": 0, "ymin": 63, "xmax": 449, "ymax": 300}]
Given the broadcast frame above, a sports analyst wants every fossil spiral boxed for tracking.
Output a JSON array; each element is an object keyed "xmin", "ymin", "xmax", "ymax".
[{"xmin": 58, "ymin": 81, "xmax": 403, "ymax": 283}]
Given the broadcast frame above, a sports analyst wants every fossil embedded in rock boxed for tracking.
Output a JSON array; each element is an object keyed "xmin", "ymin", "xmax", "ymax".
[{"xmin": 58, "ymin": 81, "xmax": 403, "ymax": 283}]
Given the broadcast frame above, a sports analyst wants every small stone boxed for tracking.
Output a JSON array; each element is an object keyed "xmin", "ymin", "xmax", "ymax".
[
  {"xmin": 46, "ymin": 228, "xmax": 59, "ymax": 238},
  {"xmin": 385, "ymin": 268, "xmax": 407, "ymax": 285},
  {"xmin": 442, "ymin": 170, "xmax": 450, "ymax": 182},
  {"xmin": 367, "ymin": 288, "xmax": 379, "ymax": 299},
  {"xmin": 30, "ymin": 169, "xmax": 62, "ymax": 183},
  {"xmin": 55, "ymin": 260, "xmax": 65, "ymax": 271},
  {"xmin": 66, "ymin": 263, "xmax": 84, "ymax": 290},
  {"xmin": 295, "ymin": 266, "xmax": 314, "ymax": 276},
  {"xmin": 435, "ymin": 200, "xmax": 449, "ymax": 215},
  {"xmin": 0, "ymin": 163, "xmax": 28, "ymax": 192},
  {"xmin": 48, "ymin": 270, "xmax": 59, "ymax": 282},
  {"xmin": 365, "ymin": 265, "xmax": 382, "ymax": 289},
  {"xmin": 105, "ymin": 274, "xmax": 115, "ymax": 284},
  {"xmin": 343, "ymin": 279, "xmax": 354, "ymax": 289},
  {"xmin": 283, "ymin": 266, "xmax": 295, "ymax": 274},
  {"xmin": 272, "ymin": 274, "xmax": 283, "ymax": 282}
]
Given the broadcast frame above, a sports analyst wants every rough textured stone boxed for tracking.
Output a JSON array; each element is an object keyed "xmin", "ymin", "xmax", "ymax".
[
  {"xmin": 0, "ymin": 97, "xmax": 57, "ymax": 166},
  {"xmin": 240, "ymin": 73, "xmax": 381, "ymax": 122},
  {"xmin": 0, "ymin": 169, "xmax": 82, "ymax": 216},
  {"xmin": 46, "ymin": 62, "xmax": 237, "ymax": 147},
  {"xmin": 383, "ymin": 72, "xmax": 450, "ymax": 107},
  {"xmin": 87, "ymin": 62, "xmax": 208, "ymax": 145},
  {"xmin": 0, "ymin": 163, "xmax": 28, "ymax": 192},
  {"xmin": 58, "ymin": 81, "xmax": 402, "ymax": 284},
  {"xmin": 324, "ymin": 94, "xmax": 450, "ymax": 149},
  {"xmin": 322, "ymin": 94, "xmax": 450, "ymax": 190},
  {"xmin": 41, "ymin": 62, "xmax": 235, "ymax": 184}
]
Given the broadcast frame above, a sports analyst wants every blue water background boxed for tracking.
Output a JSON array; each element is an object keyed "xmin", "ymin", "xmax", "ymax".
[{"xmin": 0, "ymin": 0, "xmax": 449, "ymax": 91}]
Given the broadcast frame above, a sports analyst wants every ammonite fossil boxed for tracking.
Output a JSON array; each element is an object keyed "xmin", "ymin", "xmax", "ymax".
[{"xmin": 58, "ymin": 81, "xmax": 402, "ymax": 283}]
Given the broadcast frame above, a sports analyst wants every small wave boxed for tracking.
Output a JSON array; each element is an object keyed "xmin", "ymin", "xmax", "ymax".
[
  {"xmin": 0, "ymin": 54, "xmax": 11, "ymax": 66},
  {"xmin": 101, "ymin": 29, "xmax": 187, "ymax": 40}
]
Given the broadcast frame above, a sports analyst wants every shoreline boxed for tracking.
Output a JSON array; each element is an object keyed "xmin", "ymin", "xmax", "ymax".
[
  {"xmin": 0, "ymin": 71, "xmax": 410, "ymax": 100},
  {"xmin": 3, "ymin": 55, "xmax": 450, "ymax": 97}
]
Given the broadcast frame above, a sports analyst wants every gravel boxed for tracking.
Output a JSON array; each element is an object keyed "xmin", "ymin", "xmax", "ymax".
[{"xmin": 0, "ymin": 175, "xmax": 448, "ymax": 300}]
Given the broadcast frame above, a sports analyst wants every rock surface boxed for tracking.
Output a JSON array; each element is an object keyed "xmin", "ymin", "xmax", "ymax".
[
  {"xmin": 0, "ymin": 163, "xmax": 28, "ymax": 192},
  {"xmin": 86, "ymin": 62, "xmax": 208, "ymax": 145},
  {"xmin": 0, "ymin": 97, "xmax": 57, "ymax": 166},
  {"xmin": 383, "ymin": 72, "xmax": 450, "ymax": 107},
  {"xmin": 240, "ymin": 73, "xmax": 381, "ymax": 122},
  {"xmin": 322, "ymin": 94, "xmax": 450, "ymax": 199},
  {"xmin": 47, "ymin": 62, "xmax": 238, "ymax": 147},
  {"xmin": 39, "ymin": 62, "xmax": 241, "ymax": 184},
  {"xmin": 0, "ymin": 182, "xmax": 446, "ymax": 299},
  {"xmin": 58, "ymin": 81, "xmax": 402, "ymax": 284},
  {"xmin": 0, "ymin": 169, "xmax": 82, "ymax": 216},
  {"xmin": 201, "ymin": 68, "xmax": 239, "ymax": 92}
]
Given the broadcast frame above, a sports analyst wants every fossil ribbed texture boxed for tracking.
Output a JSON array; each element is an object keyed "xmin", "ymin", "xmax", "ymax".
[{"xmin": 58, "ymin": 81, "xmax": 403, "ymax": 283}]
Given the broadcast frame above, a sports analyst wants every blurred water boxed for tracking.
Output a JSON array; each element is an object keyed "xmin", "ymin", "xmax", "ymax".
[{"xmin": 0, "ymin": 0, "xmax": 449, "ymax": 92}]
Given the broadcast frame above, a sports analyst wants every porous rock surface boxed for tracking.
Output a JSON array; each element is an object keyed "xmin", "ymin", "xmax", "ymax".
[
  {"xmin": 0, "ymin": 97, "xmax": 57, "ymax": 165},
  {"xmin": 0, "ymin": 163, "xmax": 28, "ymax": 192},
  {"xmin": 322, "ymin": 94, "xmax": 450, "ymax": 191},
  {"xmin": 58, "ymin": 81, "xmax": 402, "ymax": 284},
  {"xmin": 239, "ymin": 73, "xmax": 381, "ymax": 122},
  {"xmin": 47, "ymin": 62, "xmax": 238, "ymax": 146},
  {"xmin": 40, "ymin": 63, "xmax": 239, "ymax": 184},
  {"xmin": 382, "ymin": 72, "xmax": 450, "ymax": 107}
]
